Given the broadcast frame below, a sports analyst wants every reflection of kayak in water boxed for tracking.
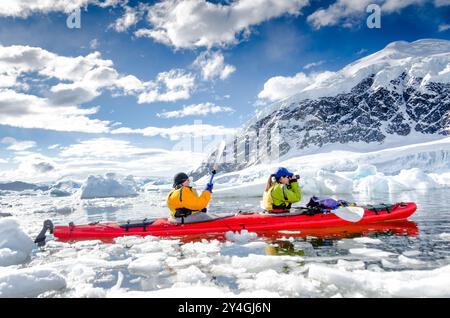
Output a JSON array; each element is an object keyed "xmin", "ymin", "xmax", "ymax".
[
  {"xmin": 36, "ymin": 202, "xmax": 417, "ymax": 244},
  {"xmin": 252, "ymin": 219, "xmax": 419, "ymax": 241},
  {"xmin": 171, "ymin": 220, "xmax": 419, "ymax": 243}
]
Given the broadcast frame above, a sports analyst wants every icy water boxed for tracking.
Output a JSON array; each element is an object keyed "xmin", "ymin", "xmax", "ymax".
[{"xmin": 1, "ymin": 188, "xmax": 450, "ymax": 297}]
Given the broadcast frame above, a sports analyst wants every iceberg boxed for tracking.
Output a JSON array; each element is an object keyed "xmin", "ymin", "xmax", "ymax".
[
  {"xmin": 79, "ymin": 173, "xmax": 139, "ymax": 199},
  {"xmin": 0, "ymin": 218, "xmax": 34, "ymax": 266}
]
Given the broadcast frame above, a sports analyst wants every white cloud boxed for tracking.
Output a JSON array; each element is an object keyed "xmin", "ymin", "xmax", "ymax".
[
  {"xmin": 48, "ymin": 144, "xmax": 61, "ymax": 150},
  {"xmin": 258, "ymin": 71, "xmax": 335, "ymax": 102},
  {"xmin": 133, "ymin": 0, "xmax": 310, "ymax": 49},
  {"xmin": 0, "ymin": 44, "xmax": 198, "ymax": 132},
  {"xmin": 193, "ymin": 51, "xmax": 236, "ymax": 80},
  {"xmin": 1, "ymin": 137, "xmax": 37, "ymax": 151},
  {"xmin": 112, "ymin": 5, "xmax": 145, "ymax": 32},
  {"xmin": 303, "ymin": 60, "xmax": 325, "ymax": 70},
  {"xmin": 0, "ymin": 138, "xmax": 208, "ymax": 181},
  {"xmin": 0, "ymin": 89, "xmax": 110, "ymax": 133},
  {"xmin": 438, "ymin": 23, "xmax": 450, "ymax": 32},
  {"xmin": 307, "ymin": 0, "xmax": 374, "ymax": 29},
  {"xmin": 59, "ymin": 138, "xmax": 163, "ymax": 159},
  {"xmin": 89, "ymin": 39, "xmax": 99, "ymax": 49},
  {"xmin": 5, "ymin": 153, "xmax": 57, "ymax": 180},
  {"xmin": 0, "ymin": 0, "xmax": 123, "ymax": 18},
  {"xmin": 307, "ymin": 0, "xmax": 426, "ymax": 29},
  {"xmin": 112, "ymin": 123, "xmax": 237, "ymax": 140},
  {"xmin": 157, "ymin": 102, "xmax": 234, "ymax": 118},
  {"xmin": 137, "ymin": 69, "xmax": 196, "ymax": 103},
  {"xmin": 435, "ymin": 0, "xmax": 450, "ymax": 6}
]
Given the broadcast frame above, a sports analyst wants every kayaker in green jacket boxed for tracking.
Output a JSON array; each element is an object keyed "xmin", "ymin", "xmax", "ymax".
[{"xmin": 262, "ymin": 167, "xmax": 301, "ymax": 213}]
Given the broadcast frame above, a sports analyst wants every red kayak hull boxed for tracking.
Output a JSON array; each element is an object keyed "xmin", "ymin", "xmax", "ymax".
[{"xmin": 53, "ymin": 202, "xmax": 417, "ymax": 241}]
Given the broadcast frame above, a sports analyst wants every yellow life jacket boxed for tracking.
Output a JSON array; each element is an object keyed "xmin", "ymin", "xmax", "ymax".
[
  {"xmin": 166, "ymin": 186, "xmax": 211, "ymax": 218},
  {"xmin": 261, "ymin": 186, "xmax": 274, "ymax": 211}
]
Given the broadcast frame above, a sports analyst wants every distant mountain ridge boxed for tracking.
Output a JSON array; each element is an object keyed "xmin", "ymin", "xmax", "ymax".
[
  {"xmin": 0, "ymin": 181, "xmax": 49, "ymax": 192},
  {"xmin": 191, "ymin": 39, "xmax": 450, "ymax": 180}
]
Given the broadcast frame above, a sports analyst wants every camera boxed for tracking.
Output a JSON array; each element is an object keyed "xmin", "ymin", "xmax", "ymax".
[{"xmin": 289, "ymin": 175, "xmax": 300, "ymax": 183}]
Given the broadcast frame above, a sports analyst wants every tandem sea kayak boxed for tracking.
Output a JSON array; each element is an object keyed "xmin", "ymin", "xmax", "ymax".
[{"xmin": 38, "ymin": 202, "xmax": 417, "ymax": 243}]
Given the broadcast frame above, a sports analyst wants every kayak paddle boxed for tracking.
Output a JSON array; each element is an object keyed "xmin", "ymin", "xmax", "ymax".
[
  {"xmin": 209, "ymin": 140, "xmax": 226, "ymax": 184},
  {"xmin": 332, "ymin": 206, "xmax": 365, "ymax": 222}
]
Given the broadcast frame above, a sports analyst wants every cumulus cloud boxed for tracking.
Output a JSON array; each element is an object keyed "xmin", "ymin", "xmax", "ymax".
[
  {"xmin": 1, "ymin": 137, "xmax": 37, "ymax": 151},
  {"xmin": 307, "ymin": 0, "xmax": 427, "ymax": 29},
  {"xmin": 0, "ymin": 89, "xmax": 110, "ymax": 133},
  {"xmin": 112, "ymin": 4, "xmax": 146, "ymax": 32},
  {"xmin": 0, "ymin": 0, "xmax": 123, "ymax": 18},
  {"xmin": 438, "ymin": 23, "xmax": 450, "ymax": 32},
  {"xmin": 0, "ymin": 44, "xmax": 199, "ymax": 132},
  {"xmin": 6, "ymin": 153, "xmax": 58, "ymax": 180},
  {"xmin": 303, "ymin": 60, "xmax": 325, "ymax": 70},
  {"xmin": 193, "ymin": 51, "xmax": 236, "ymax": 81},
  {"xmin": 0, "ymin": 138, "xmax": 208, "ymax": 181},
  {"xmin": 157, "ymin": 102, "xmax": 234, "ymax": 118},
  {"xmin": 257, "ymin": 71, "xmax": 335, "ymax": 102},
  {"xmin": 435, "ymin": 0, "xmax": 450, "ymax": 6},
  {"xmin": 112, "ymin": 123, "xmax": 237, "ymax": 140},
  {"xmin": 132, "ymin": 0, "xmax": 309, "ymax": 49},
  {"xmin": 137, "ymin": 69, "xmax": 196, "ymax": 103},
  {"xmin": 59, "ymin": 138, "xmax": 165, "ymax": 159},
  {"xmin": 33, "ymin": 161, "xmax": 55, "ymax": 173}
]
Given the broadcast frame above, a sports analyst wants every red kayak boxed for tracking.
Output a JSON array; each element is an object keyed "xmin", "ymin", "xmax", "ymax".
[{"xmin": 48, "ymin": 202, "xmax": 417, "ymax": 242}]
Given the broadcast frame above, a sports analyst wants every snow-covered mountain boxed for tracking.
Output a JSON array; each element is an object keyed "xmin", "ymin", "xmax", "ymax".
[{"xmin": 191, "ymin": 39, "xmax": 450, "ymax": 180}]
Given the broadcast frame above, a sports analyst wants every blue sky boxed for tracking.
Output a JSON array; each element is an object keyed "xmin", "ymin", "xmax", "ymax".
[{"xmin": 1, "ymin": 0, "xmax": 450, "ymax": 181}]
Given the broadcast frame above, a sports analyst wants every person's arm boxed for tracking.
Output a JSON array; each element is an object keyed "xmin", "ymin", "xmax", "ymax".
[
  {"xmin": 272, "ymin": 183, "xmax": 301, "ymax": 204},
  {"xmin": 288, "ymin": 181, "xmax": 301, "ymax": 203},
  {"xmin": 182, "ymin": 188, "xmax": 211, "ymax": 211}
]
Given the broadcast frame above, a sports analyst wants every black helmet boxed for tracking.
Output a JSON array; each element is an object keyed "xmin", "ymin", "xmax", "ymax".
[{"xmin": 173, "ymin": 172, "xmax": 189, "ymax": 188}]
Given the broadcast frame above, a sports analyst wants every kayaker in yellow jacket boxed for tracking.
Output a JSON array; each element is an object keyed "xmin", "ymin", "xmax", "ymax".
[
  {"xmin": 262, "ymin": 167, "xmax": 301, "ymax": 213},
  {"xmin": 167, "ymin": 172, "xmax": 213, "ymax": 223}
]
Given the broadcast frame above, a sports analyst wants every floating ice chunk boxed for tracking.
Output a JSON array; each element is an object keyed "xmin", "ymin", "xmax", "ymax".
[
  {"xmin": 0, "ymin": 218, "xmax": 34, "ymax": 266},
  {"xmin": 107, "ymin": 285, "xmax": 241, "ymax": 298},
  {"xmin": 225, "ymin": 230, "xmax": 258, "ymax": 243},
  {"xmin": 80, "ymin": 173, "xmax": 139, "ymax": 199},
  {"xmin": 230, "ymin": 254, "xmax": 301, "ymax": 273},
  {"xmin": 349, "ymin": 248, "xmax": 395, "ymax": 258},
  {"xmin": 398, "ymin": 255, "xmax": 425, "ymax": 267},
  {"xmin": 49, "ymin": 189, "xmax": 72, "ymax": 197},
  {"xmin": 308, "ymin": 263, "xmax": 450, "ymax": 297},
  {"xmin": 402, "ymin": 250, "xmax": 421, "ymax": 257},
  {"xmin": 176, "ymin": 265, "xmax": 208, "ymax": 284},
  {"xmin": 181, "ymin": 240, "xmax": 221, "ymax": 256},
  {"xmin": 438, "ymin": 233, "xmax": 450, "ymax": 241},
  {"xmin": 353, "ymin": 237, "xmax": 383, "ymax": 245},
  {"xmin": 237, "ymin": 269, "xmax": 319, "ymax": 297},
  {"xmin": 220, "ymin": 241, "xmax": 267, "ymax": 257},
  {"xmin": 72, "ymin": 240, "xmax": 102, "ymax": 249},
  {"xmin": 0, "ymin": 267, "xmax": 66, "ymax": 297},
  {"xmin": 128, "ymin": 253, "xmax": 166, "ymax": 276},
  {"xmin": 336, "ymin": 259, "xmax": 366, "ymax": 271}
]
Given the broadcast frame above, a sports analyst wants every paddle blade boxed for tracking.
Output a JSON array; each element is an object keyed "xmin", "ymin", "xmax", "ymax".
[
  {"xmin": 332, "ymin": 206, "xmax": 365, "ymax": 222},
  {"xmin": 213, "ymin": 140, "xmax": 226, "ymax": 170}
]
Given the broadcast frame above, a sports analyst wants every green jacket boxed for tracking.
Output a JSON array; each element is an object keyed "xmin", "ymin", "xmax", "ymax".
[{"xmin": 271, "ymin": 181, "xmax": 301, "ymax": 209}]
